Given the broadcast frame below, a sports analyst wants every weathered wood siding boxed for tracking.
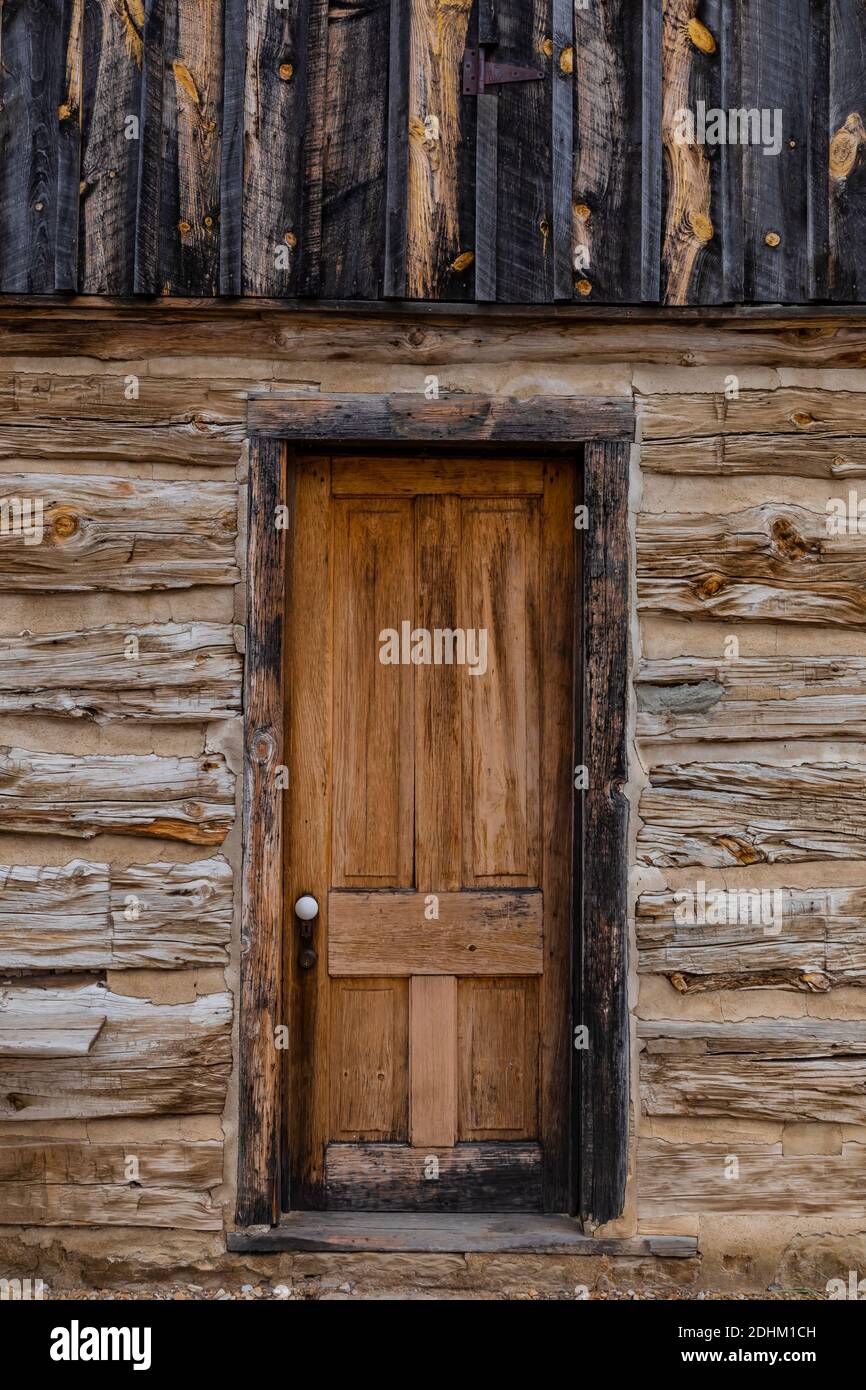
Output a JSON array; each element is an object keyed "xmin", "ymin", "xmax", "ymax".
[{"xmin": 2, "ymin": 2, "xmax": 866, "ymax": 302}]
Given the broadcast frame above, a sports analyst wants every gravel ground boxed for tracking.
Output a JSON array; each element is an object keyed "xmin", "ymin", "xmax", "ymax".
[{"xmin": 39, "ymin": 1282, "xmax": 825, "ymax": 1301}]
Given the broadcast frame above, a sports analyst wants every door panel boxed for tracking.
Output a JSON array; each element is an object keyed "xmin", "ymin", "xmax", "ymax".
[{"xmin": 285, "ymin": 452, "xmax": 575, "ymax": 1212}]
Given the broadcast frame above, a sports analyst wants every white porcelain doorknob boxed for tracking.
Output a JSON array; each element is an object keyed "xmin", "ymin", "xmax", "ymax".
[{"xmin": 294, "ymin": 895, "xmax": 319, "ymax": 921}]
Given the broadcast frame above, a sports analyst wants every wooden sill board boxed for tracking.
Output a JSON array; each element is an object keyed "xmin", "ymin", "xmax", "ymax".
[{"xmin": 227, "ymin": 1215, "xmax": 697, "ymax": 1257}]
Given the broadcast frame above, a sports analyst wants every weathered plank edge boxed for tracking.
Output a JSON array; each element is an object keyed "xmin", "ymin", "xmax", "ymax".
[
  {"xmin": 383, "ymin": 0, "xmax": 411, "ymax": 298},
  {"xmin": 580, "ymin": 438, "xmax": 630, "ymax": 1227},
  {"xmin": 227, "ymin": 1215, "xmax": 697, "ymax": 1256},
  {"xmin": 236, "ymin": 437, "xmax": 286, "ymax": 1226},
  {"xmin": 247, "ymin": 392, "xmax": 635, "ymax": 442}
]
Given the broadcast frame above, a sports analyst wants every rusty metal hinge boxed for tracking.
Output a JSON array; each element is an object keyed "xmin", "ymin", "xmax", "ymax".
[{"xmin": 462, "ymin": 44, "xmax": 543, "ymax": 96}]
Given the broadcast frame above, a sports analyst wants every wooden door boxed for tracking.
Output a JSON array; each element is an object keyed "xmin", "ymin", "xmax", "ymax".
[{"xmin": 284, "ymin": 452, "xmax": 575, "ymax": 1213}]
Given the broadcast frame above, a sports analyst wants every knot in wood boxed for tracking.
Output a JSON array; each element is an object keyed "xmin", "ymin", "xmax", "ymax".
[
  {"xmin": 686, "ymin": 18, "xmax": 716, "ymax": 53},
  {"xmin": 252, "ymin": 729, "xmax": 276, "ymax": 765},
  {"xmin": 789, "ymin": 410, "xmax": 815, "ymax": 428},
  {"xmin": 771, "ymin": 515, "xmax": 815, "ymax": 561},
  {"xmin": 697, "ymin": 572, "xmax": 726, "ymax": 599},
  {"xmin": 52, "ymin": 512, "xmax": 79, "ymax": 540}
]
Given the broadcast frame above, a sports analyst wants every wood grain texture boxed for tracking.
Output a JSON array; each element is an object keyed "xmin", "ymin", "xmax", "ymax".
[
  {"xmin": 494, "ymin": 0, "xmax": 550, "ymax": 302},
  {"xmin": 0, "ymin": 0, "xmax": 81, "ymax": 292},
  {"xmin": 0, "ymin": 622, "xmax": 241, "ymax": 722},
  {"xmin": 0, "ymin": 856, "xmax": 231, "ymax": 971},
  {"xmin": 329, "ymin": 978, "xmax": 409, "ymax": 1142},
  {"xmin": 573, "ymin": 0, "xmax": 644, "ymax": 304},
  {"xmin": 284, "ymin": 453, "xmax": 330, "ymax": 1208},
  {"xmin": 829, "ymin": 0, "xmax": 866, "ymax": 299},
  {"xmin": 238, "ymin": 437, "xmax": 285, "ymax": 1225},
  {"xmin": 457, "ymin": 977, "xmax": 538, "ymax": 1141},
  {"xmin": 637, "ymin": 880, "xmax": 866, "ymax": 992},
  {"xmin": 410, "ymin": 975, "xmax": 457, "ymax": 1148},
  {"xmin": 638, "ymin": 758, "xmax": 866, "ymax": 868},
  {"xmin": 0, "ymin": 1135, "xmax": 222, "ymax": 1184},
  {"xmin": 0, "ymin": 473, "xmax": 238, "ymax": 592},
  {"xmin": 80, "ymin": 0, "xmax": 143, "ymax": 294},
  {"xmin": 741, "ymin": 0, "xmax": 813, "ymax": 302},
  {"xmin": 406, "ymin": 0, "xmax": 474, "ymax": 299},
  {"xmin": 228, "ymin": 1211, "xmax": 697, "ymax": 1255},
  {"xmin": 660, "ymin": 0, "xmax": 715, "ymax": 306},
  {"xmin": 325, "ymin": 1141, "xmax": 542, "ymax": 1211},
  {"xmin": 638, "ymin": 1140, "xmax": 866, "ymax": 1215},
  {"xmin": 328, "ymin": 890, "xmax": 543, "ymax": 976},
  {"xmin": 640, "ymin": 1019, "xmax": 866, "ymax": 1123},
  {"xmin": 580, "ymin": 439, "xmax": 629, "ymax": 1226},
  {"xmin": 0, "ymin": 1010, "xmax": 105, "ymax": 1058},
  {"xmin": 0, "ymin": 1183, "xmax": 222, "ymax": 1228},
  {"xmin": 636, "ymin": 655, "xmax": 866, "ymax": 742},
  {"xmin": 137, "ymin": 0, "xmax": 223, "ymax": 294},
  {"xmin": 319, "ymin": 0, "xmax": 390, "ymax": 298},
  {"xmin": 0, "ymin": 749, "xmax": 234, "ymax": 844},
  {"xmin": 249, "ymin": 391, "xmax": 634, "ymax": 441},
  {"xmin": 638, "ymin": 502, "xmax": 866, "ymax": 628},
  {"xmin": 640, "ymin": 434, "xmax": 866, "ymax": 478},
  {"xmin": 0, "ymin": 985, "xmax": 232, "ymax": 1120},
  {"xmin": 638, "ymin": 387, "xmax": 866, "ymax": 439}
]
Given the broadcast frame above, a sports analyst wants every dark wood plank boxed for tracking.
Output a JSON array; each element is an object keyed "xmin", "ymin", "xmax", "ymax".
[
  {"xmin": 474, "ymin": 93, "xmax": 498, "ymax": 303},
  {"xmin": 297, "ymin": 0, "xmax": 329, "ymax": 296},
  {"xmin": 0, "ymin": 0, "xmax": 76, "ymax": 293},
  {"xmin": 551, "ymin": 0, "xmax": 572, "ymax": 301},
  {"xmin": 241, "ymin": 0, "xmax": 307, "ymax": 296},
  {"xmin": 495, "ymin": 0, "xmax": 551, "ymax": 301},
  {"xmin": 319, "ymin": 0, "xmax": 390, "ymax": 298},
  {"xmin": 383, "ymin": 0, "xmax": 410, "ymax": 297},
  {"xmin": 134, "ymin": 0, "xmax": 166, "ymax": 294},
  {"xmin": 237, "ymin": 437, "xmax": 287, "ymax": 1226},
  {"xmin": 741, "ymin": 0, "xmax": 812, "ymax": 302},
  {"xmin": 572, "ymin": 1, "xmax": 643, "ymax": 305},
  {"xmin": 80, "ymin": 0, "xmax": 143, "ymax": 295},
  {"xmin": 248, "ymin": 391, "xmax": 634, "ymax": 441},
  {"xmin": 228, "ymin": 1212, "xmax": 698, "ymax": 1256},
  {"xmin": 640, "ymin": 0, "xmax": 663, "ymax": 302},
  {"xmin": 325, "ymin": 1142, "xmax": 542, "ymax": 1211},
  {"xmin": 219, "ymin": 0, "xmax": 246, "ymax": 295},
  {"xmin": 829, "ymin": 0, "xmax": 866, "ymax": 299},
  {"xmin": 580, "ymin": 439, "xmax": 629, "ymax": 1227},
  {"xmin": 808, "ymin": 0, "xmax": 830, "ymax": 301}
]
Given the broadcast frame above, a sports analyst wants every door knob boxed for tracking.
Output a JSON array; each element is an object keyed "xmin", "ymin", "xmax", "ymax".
[{"xmin": 294, "ymin": 895, "xmax": 319, "ymax": 921}]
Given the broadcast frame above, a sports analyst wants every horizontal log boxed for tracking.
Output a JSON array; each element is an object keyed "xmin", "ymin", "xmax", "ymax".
[
  {"xmin": 0, "ymin": 858, "xmax": 231, "ymax": 970},
  {"xmin": 0, "ymin": 750, "xmax": 235, "ymax": 845},
  {"xmin": 638, "ymin": 389, "xmax": 866, "ymax": 441},
  {"xmin": 0, "ymin": 1137, "xmax": 223, "ymax": 1186},
  {"xmin": 0, "ymin": 1184, "xmax": 222, "ymax": 1229},
  {"xmin": 637, "ymin": 656, "xmax": 866, "ymax": 742},
  {"xmin": 0, "ymin": 1012, "xmax": 105, "ymax": 1058},
  {"xmin": 0, "ymin": 474, "xmax": 239, "ymax": 591},
  {"xmin": 4, "ymin": 305, "xmax": 866, "ymax": 368},
  {"xmin": 640, "ymin": 434, "xmax": 866, "ymax": 478},
  {"xmin": 639, "ymin": 1020, "xmax": 866, "ymax": 1123},
  {"xmin": 328, "ymin": 891, "xmax": 543, "ymax": 976},
  {"xmin": 637, "ymin": 882, "xmax": 866, "ymax": 991},
  {"xmin": 0, "ymin": 623, "xmax": 242, "ymax": 722},
  {"xmin": 637, "ymin": 1140, "xmax": 865, "ymax": 1214},
  {"xmin": 638, "ymin": 760, "xmax": 866, "ymax": 868},
  {"xmin": 638, "ymin": 504, "xmax": 866, "ymax": 626},
  {"xmin": 0, "ymin": 373, "xmax": 248, "ymax": 424},
  {"xmin": 0, "ymin": 422, "xmax": 242, "ymax": 466},
  {"xmin": 325, "ymin": 1142, "xmax": 542, "ymax": 1212},
  {"xmin": 248, "ymin": 392, "xmax": 634, "ymax": 442},
  {"xmin": 0, "ymin": 986, "xmax": 232, "ymax": 1120}
]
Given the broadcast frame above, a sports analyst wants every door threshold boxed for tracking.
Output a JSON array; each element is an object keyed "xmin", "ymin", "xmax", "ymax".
[{"xmin": 227, "ymin": 1213, "xmax": 698, "ymax": 1257}]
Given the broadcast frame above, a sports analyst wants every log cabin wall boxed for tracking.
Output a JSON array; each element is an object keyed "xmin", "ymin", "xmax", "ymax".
[{"xmin": 0, "ymin": 304, "xmax": 864, "ymax": 1293}]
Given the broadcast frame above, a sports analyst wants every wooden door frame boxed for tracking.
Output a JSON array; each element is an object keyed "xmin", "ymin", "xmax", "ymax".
[{"xmin": 236, "ymin": 391, "xmax": 633, "ymax": 1230}]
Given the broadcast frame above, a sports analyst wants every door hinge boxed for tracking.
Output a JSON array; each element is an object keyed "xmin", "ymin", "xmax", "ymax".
[{"xmin": 462, "ymin": 44, "xmax": 544, "ymax": 96}]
